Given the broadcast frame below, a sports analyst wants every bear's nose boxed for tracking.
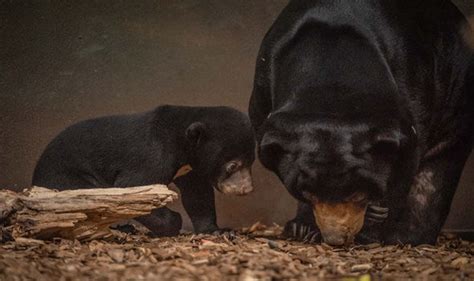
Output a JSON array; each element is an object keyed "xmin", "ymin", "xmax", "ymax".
[{"xmin": 321, "ymin": 231, "xmax": 349, "ymax": 246}]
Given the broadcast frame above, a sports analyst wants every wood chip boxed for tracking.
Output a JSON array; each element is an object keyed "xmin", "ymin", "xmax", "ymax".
[
  {"xmin": 351, "ymin": 263, "xmax": 373, "ymax": 272},
  {"xmin": 107, "ymin": 249, "xmax": 125, "ymax": 263},
  {"xmin": 451, "ymin": 257, "xmax": 469, "ymax": 267},
  {"xmin": 14, "ymin": 237, "xmax": 46, "ymax": 246},
  {"xmin": 421, "ymin": 267, "xmax": 438, "ymax": 275}
]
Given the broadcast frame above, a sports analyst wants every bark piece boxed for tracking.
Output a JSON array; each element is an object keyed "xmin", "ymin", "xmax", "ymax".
[{"xmin": 0, "ymin": 185, "xmax": 177, "ymax": 241}]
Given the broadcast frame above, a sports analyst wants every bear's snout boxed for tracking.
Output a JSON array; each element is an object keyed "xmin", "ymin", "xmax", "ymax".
[
  {"xmin": 312, "ymin": 200, "xmax": 368, "ymax": 246},
  {"xmin": 217, "ymin": 167, "xmax": 254, "ymax": 196}
]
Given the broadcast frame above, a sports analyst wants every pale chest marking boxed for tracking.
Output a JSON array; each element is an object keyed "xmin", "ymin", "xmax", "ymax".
[
  {"xmin": 173, "ymin": 164, "xmax": 193, "ymax": 180},
  {"xmin": 409, "ymin": 170, "xmax": 435, "ymax": 207}
]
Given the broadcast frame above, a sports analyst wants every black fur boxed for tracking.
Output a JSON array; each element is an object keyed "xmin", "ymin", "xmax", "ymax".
[
  {"xmin": 33, "ymin": 105, "xmax": 255, "ymax": 235},
  {"xmin": 249, "ymin": 0, "xmax": 474, "ymax": 245}
]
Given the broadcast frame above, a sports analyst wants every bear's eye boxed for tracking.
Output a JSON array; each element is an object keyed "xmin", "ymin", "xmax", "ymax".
[
  {"xmin": 225, "ymin": 161, "xmax": 240, "ymax": 174},
  {"xmin": 368, "ymin": 131, "xmax": 403, "ymax": 156},
  {"xmin": 346, "ymin": 192, "xmax": 367, "ymax": 203}
]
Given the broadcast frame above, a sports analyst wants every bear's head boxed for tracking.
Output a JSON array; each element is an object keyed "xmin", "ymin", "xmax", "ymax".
[
  {"xmin": 257, "ymin": 111, "xmax": 410, "ymax": 245},
  {"xmin": 184, "ymin": 107, "xmax": 256, "ymax": 196}
]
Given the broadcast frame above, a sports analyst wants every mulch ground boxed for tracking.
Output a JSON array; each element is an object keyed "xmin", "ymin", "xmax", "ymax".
[{"xmin": 1, "ymin": 223, "xmax": 473, "ymax": 281}]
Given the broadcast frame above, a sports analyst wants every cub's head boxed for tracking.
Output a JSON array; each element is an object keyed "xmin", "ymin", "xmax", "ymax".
[
  {"xmin": 258, "ymin": 112, "xmax": 410, "ymax": 245},
  {"xmin": 185, "ymin": 107, "xmax": 256, "ymax": 195}
]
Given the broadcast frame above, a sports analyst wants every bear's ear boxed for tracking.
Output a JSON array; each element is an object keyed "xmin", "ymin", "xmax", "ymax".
[
  {"xmin": 186, "ymin": 122, "xmax": 207, "ymax": 147},
  {"xmin": 260, "ymin": 133, "xmax": 282, "ymax": 151},
  {"xmin": 258, "ymin": 132, "xmax": 286, "ymax": 170}
]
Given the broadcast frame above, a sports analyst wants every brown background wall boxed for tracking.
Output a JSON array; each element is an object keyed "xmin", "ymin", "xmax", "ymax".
[{"xmin": 1, "ymin": 0, "xmax": 472, "ymax": 231}]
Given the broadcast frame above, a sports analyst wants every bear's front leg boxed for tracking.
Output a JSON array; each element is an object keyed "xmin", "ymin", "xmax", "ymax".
[
  {"xmin": 385, "ymin": 140, "xmax": 472, "ymax": 245},
  {"xmin": 356, "ymin": 204, "xmax": 389, "ymax": 244},
  {"xmin": 283, "ymin": 201, "xmax": 320, "ymax": 242},
  {"xmin": 174, "ymin": 171, "xmax": 221, "ymax": 234}
]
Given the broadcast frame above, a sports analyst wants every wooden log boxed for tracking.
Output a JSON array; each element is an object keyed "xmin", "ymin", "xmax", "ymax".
[{"xmin": 0, "ymin": 185, "xmax": 178, "ymax": 241}]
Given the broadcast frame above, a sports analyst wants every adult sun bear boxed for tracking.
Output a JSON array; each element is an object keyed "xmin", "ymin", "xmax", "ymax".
[
  {"xmin": 249, "ymin": 0, "xmax": 474, "ymax": 246},
  {"xmin": 33, "ymin": 105, "xmax": 255, "ymax": 236}
]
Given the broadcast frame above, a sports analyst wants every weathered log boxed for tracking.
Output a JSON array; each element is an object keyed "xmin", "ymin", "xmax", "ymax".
[{"xmin": 0, "ymin": 185, "xmax": 178, "ymax": 241}]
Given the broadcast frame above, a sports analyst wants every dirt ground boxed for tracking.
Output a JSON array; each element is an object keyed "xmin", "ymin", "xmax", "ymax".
[{"xmin": 1, "ymin": 223, "xmax": 473, "ymax": 281}]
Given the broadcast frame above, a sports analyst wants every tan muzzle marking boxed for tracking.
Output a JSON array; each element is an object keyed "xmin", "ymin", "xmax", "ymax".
[
  {"xmin": 313, "ymin": 201, "xmax": 367, "ymax": 246},
  {"xmin": 218, "ymin": 168, "xmax": 254, "ymax": 196}
]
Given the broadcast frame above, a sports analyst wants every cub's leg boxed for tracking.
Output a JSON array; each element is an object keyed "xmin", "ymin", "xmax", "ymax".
[
  {"xmin": 173, "ymin": 171, "xmax": 220, "ymax": 234},
  {"xmin": 135, "ymin": 207, "xmax": 182, "ymax": 236}
]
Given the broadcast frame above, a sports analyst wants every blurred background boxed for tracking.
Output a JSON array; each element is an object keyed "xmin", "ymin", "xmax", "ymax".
[{"xmin": 1, "ymin": 0, "xmax": 473, "ymax": 231}]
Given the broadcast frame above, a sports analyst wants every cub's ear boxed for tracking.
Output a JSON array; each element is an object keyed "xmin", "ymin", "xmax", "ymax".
[{"xmin": 186, "ymin": 122, "xmax": 207, "ymax": 147}]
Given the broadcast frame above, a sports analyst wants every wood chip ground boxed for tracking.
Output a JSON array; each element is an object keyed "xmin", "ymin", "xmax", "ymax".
[{"xmin": 1, "ymin": 223, "xmax": 473, "ymax": 280}]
